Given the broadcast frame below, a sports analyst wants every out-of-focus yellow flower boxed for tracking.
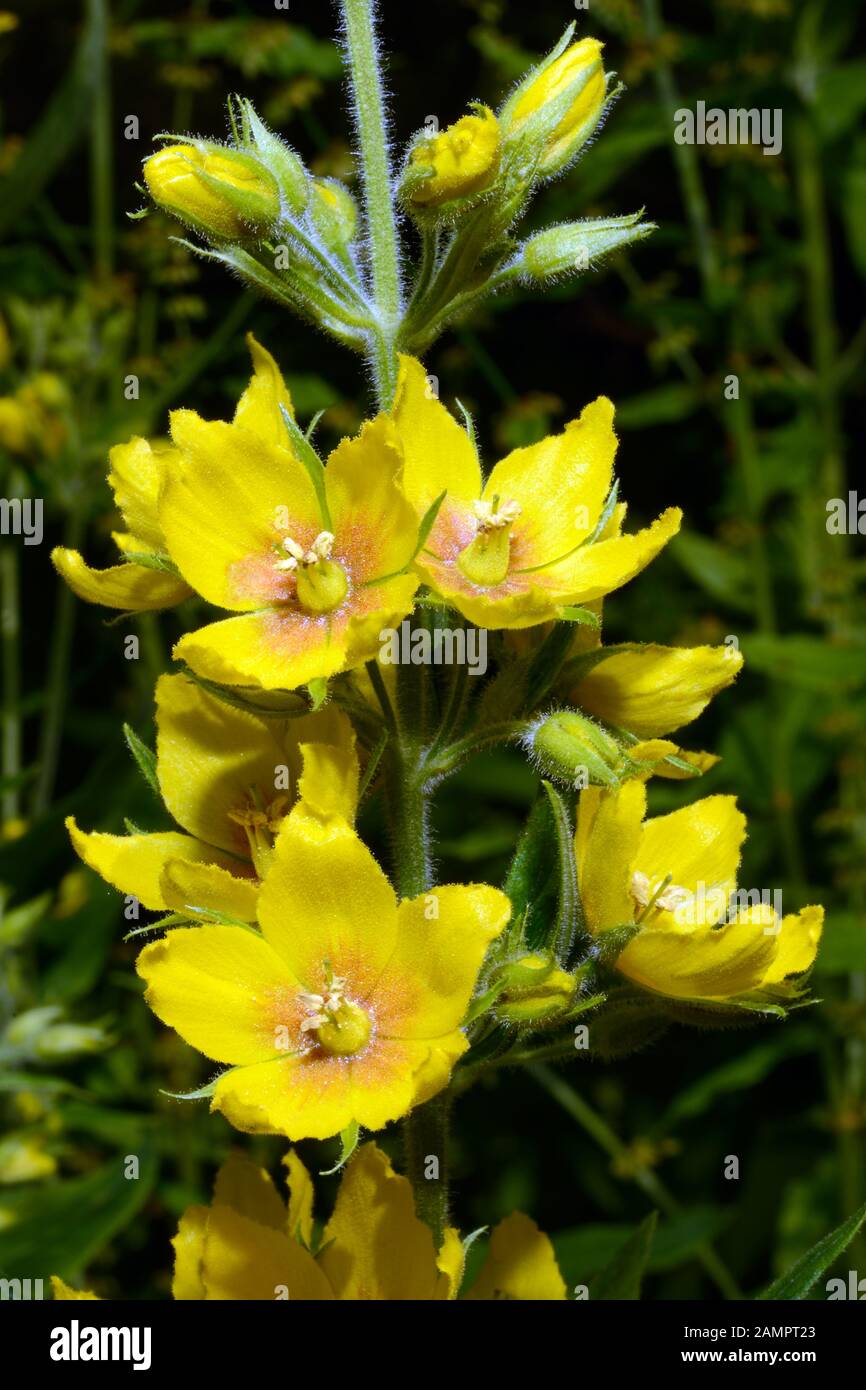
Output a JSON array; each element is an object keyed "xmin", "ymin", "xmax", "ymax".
[
  {"xmin": 504, "ymin": 37, "xmax": 608, "ymax": 176},
  {"xmin": 390, "ymin": 355, "xmax": 680, "ymax": 629},
  {"xmin": 52, "ymin": 869, "xmax": 90, "ymax": 920},
  {"xmin": 136, "ymin": 808, "xmax": 509, "ymax": 1139},
  {"xmin": 68, "ymin": 672, "xmax": 358, "ymax": 921},
  {"xmin": 0, "ymin": 396, "xmax": 32, "ymax": 454},
  {"xmin": 55, "ymin": 1144, "xmax": 566, "ymax": 1300},
  {"xmin": 0, "ymin": 1134, "xmax": 57, "ymax": 1184},
  {"xmin": 52, "ymin": 333, "xmax": 287, "ymax": 613},
  {"xmin": 159, "ymin": 393, "xmax": 419, "ymax": 692},
  {"xmin": 144, "ymin": 143, "xmax": 280, "ymax": 240},
  {"xmin": 0, "ymin": 13, "xmax": 18, "ymax": 36},
  {"xmin": 407, "ymin": 106, "xmax": 501, "ymax": 208},
  {"xmin": 576, "ymin": 782, "xmax": 824, "ymax": 1002},
  {"xmin": 1, "ymin": 816, "xmax": 27, "ymax": 842}
]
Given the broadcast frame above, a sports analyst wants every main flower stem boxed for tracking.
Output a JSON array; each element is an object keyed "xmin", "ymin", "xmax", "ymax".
[{"xmin": 340, "ymin": 0, "xmax": 402, "ymax": 407}]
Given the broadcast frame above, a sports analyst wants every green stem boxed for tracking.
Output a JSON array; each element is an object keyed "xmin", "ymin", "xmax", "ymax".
[
  {"xmin": 0, "ymin": 542, "xmax": 21, "ymax": 824},
  {"xmin": 88, "ymin": 0, "xmax": 113, "ymax": 280},
  {"xmin": 529, "ymin": 1063, "xmax": 744, "ymax": 1300},
  {"xmin": 340, "ymin": 0, "xmax": 402, "ymax": 407},
  {"xmin": 641, "ymin": 0, "xmax": 719, "ymax": 301}
]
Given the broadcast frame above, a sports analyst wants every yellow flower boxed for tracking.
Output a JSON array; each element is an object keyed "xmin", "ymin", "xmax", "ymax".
[
  {"xmin": 159, "ymin": 402, "xmax": 419, "ymax": 693},
  {"xmin": 390, "ymin": 355, "xmax": 680, "ymax": 629},
  {"xmin": 563, "ymin": 641, "xmax": 745, "ymax": 779},
  {"xmin": 51, "ymin": 334, "xmax": 292, "ymax": 613},
  {"xmin": 68, "ymin": 672, "xmax": 358, "ymax": 921},
  {"xmin": 171, "ymin": 1144, "xmax": 565, "ymax": 1300},
  {"xmin": 407, "ymin": 106, "xmax": 501, "ymax": 208},
  {"xmin": 0, "ymin": 396, "xmax": 30, "ymax": 454},
  {"xmin": 50, "ymin": 1278, "xmax": 99, "ymax": 1301},
  {"xmin": 144, "ymin": 143, "xmax": 280, "ymax": 240},
  {"xmin": 504, "ymin": 37, "xmax": 608, "ymax": 175},
  {"xmin": 576, "ymin": 782, "xmax": 824, "ymax": 1001},
  {"xmin": 136, "ymin": 809, "xmax": 510, "ymax": 1139}
]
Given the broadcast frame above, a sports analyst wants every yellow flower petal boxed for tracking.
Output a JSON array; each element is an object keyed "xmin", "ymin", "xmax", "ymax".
[
  {"xmin": 156, "ymin": 672, "xmax": 346, "ymax": 851},
  {"xmin": 66, "ymin": 816, "xmax": 224, "ymax": 910},
  {"xmin": 617, "ymin": 918, "xmax": 777, "ymax": 999},
  {"xmin": 200, "ymin": 1204, "xmax": 332, "ymax": 1300},
  {"xmin": 257, "ymin": 808, "xmax": 397, "ymax": 988},
  {"xmin": 211, "ymin": 1035, "xmax": 465, "ymax": 1140},
  {"xmin": 390, "ymin": 354, "xmax": 481, "ymax": 512},
  {"xmin": 297, "ymin": 738, "xmax": 359, "ymax": 822},
  {"xmin": 162, "ymin": 409, "xmax": 319, "ymax": 609},
  {"xmin": 324, "ymin": 416, "xmax": 418, "ymax": 581},
  {"xmin": 541, "ymin": 507, "xmax": 682, "ymax": 604},
  {"xmin": 575, "ymin": 782, "xmax": 646, "ymax": 933},
  {"xmin": 573, "ymin": 643, "xmax": 744, "ymax": 738},
  {"xmin": 160, "ymin": 858, "xmax": 260, "ymax": 922},
  {"xmin": 437, "ymin": 1227, "xmax": 466, "ymax": 1299},
  {"xmin": 172, "ymin": 1204, "xmax": 208, "ymax": 1299},
  {"xmin": 172, "ymin": 610, "xmax": 349, "ymax": 690},
  {"xmin": 374, "ymin": 884, "xmax": 510, "ymax": 1038},
  {"xmin": 232, "ymin": 333, "xmax": 294, "ymax": 446},
  {"xmin": 467, "ymin": 1212, "xmax": 566, "ymax": 1300},
  {"xmin": 635, "ymin": 794, "xmax": 745, "ymax": 900},
  {"xmin": 136, "ymin": 924, "xmax": 296, "ymax": 1065},
  {"xmin": 51, "ymin": 547, "xmax": 191, "ymax": 611},
  {"xmin": 213, "ymin": 1151, "xmax": 287, "ymax": 1230},
  {"xmin": 762, "ymin": 906, "xmax": 824, "ymax": 984},
  {"xmin": 318, "ymin": 1143, "xmax": 452, "ymax": 1299},
  {"xmin": 50, "ymin": 1276, "xmax": 100, "ymax": 1301},
  {"xmin": 488, "ymin": 397, "xmax": 616, "ymax": 568},
  {"xmin": 108, "ymin": 436, "xmax": 178, "ymax": 551},
  {"xmin": 283, "ymin": 1151, "xmax": 315, "ymax": 1245}
]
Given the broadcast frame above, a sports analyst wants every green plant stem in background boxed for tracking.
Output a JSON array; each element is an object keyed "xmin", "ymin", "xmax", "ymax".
[
  {"xmin": 529, "ymin": 1063, "xmax": 744, "ymax": 1300},
  {"xmin": 31, "ymin": 510, "xmax": 84, "ymax": 818},
  {"xmin": 340, "ymin": 0, "xmax": 402, "ymax": 407},
  {"xmin": 88, "ymin": 0, "xmax": 112, "ymax": 280},
  {"xmin": 0, "ymin": 543, "xmax": 21, "ymax": 824}
]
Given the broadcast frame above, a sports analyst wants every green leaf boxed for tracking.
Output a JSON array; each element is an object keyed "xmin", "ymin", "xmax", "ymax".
[
  {"xmin": 757, "ymin": 1201, "xmax": 866, "ymax": 1299},
  {"xmin": 306, "ymin": 677, "xmax": 329, "ymax": 711},
  {"xmin": 814, "ymin": 914, "xmax": 866, "ymax": 975},
  {"xmin": 320, "ymin": 1119, "xmax": 360, "ymax": 1176},
  {"xmin": 560, "ymin": 606, "xmax": 601, "ymax": 627},
  {"xmin": 0, "ymin": 1148, "xmax": 157, "ymax": 1283},
  {"xmin": 660, "ymin": 1028, "xmax": 820, "ymax": 1129},
  {"xmin": 742, "ymin": 634, "xmax": 866, "ymax": 694},
  {"xmin": 542, "ymin": 781, "xmax": 582, "ymax": 963},
  {"xmin": 503, "ymin": 794, "xmax": 558, "ymax": 949},
  {"xmin": 122, "ymin": 723, "xmax": 159, "ymax": 795},
  {"xmin": 670, "ymin": 531, "xmax": 753, "ymax": 612},
  {"xmin": 280, "ymin": 404, "xmax": 332, "ymax": 529},
  {"xmin": 413, "ymin": 490, "xmax": 447, "ymax": 560},
  {"xmin": 160, "ymin": 1078, "xmax": 220, "ymax": 1102},
  {"xmin": 589, "ymin": 1212, "xmax": 657, "ymax": 1300},
  {"xmin": 0, "ymin": 892, "xmax": 53, "ymax": 948}
]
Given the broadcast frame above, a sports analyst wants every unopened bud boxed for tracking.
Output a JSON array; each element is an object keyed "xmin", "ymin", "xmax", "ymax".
[
  {"xmin": 404, "ymin": 105, "xmax": 501, "ymax": 211},
  {"xmin": 522, "ymin": 213, "xmax": 653, "ymax": 281},
  {"xmin": 502, "ymin": 37, "xmax": 607, "ymax": 177},
  {"xmin": 144, "ymin": 142, "xmax": 280, "ymax": 240},
  {"xmin": 528, "ymin": 709, "xmax": 632, "ymax": 787},
  {"xmin": 496, "ymin": 953, "xmax": 576, "ymax": 1023}
]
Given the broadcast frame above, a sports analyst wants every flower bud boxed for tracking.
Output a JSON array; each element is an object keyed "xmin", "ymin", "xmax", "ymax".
[
  {"xmin": 309, "ymin": 178, "xmax": 358, "ymax": 248},
  {"xmin": 502, "ymin": 37, "xmax": 607, "ymax": 177},
  {"xmin": 496, "ymin": 953, "xmax": 576, "ymax": 1023},
  {"xmin": 241, "ymin": 101, "xmax": 310, "ymax": 216},
  {"xmin": 404, "ymin": 106, "xmax": 501, "ymax": 211},
  {"xmin": 528, "ymin": 709, "xmax": 632, "ymax": 788},
  {"xmin": 144, "ymin": 142, "xmax": 281, "ymax": 240},
  {"xmin": 522, "ymin": 212, "xmax": 653, "ymax": 281}
]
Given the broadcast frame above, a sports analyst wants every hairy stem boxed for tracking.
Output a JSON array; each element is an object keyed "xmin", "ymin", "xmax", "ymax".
[{"xmin": 340, "ymin": 0, "xmax": 402, "ymax": 406}]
